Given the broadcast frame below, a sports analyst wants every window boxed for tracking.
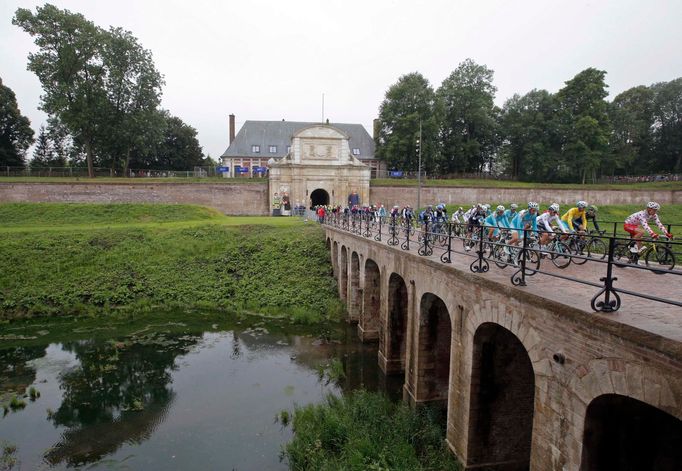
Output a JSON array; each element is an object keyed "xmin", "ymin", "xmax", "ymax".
[
  {"xmin": 251, "ymin": 145, "xmax": 260, "ymax": 153},
  {"xmin": 286, "ymin": 145, "xmax": 291, "ymax": 154},
  {"xmin": 352, "ymin": 148, "xmax": 360, "ymax": 156},
  {"xmin": 269, "ymin": 145, "xmax": 277, "ymax": 153}
]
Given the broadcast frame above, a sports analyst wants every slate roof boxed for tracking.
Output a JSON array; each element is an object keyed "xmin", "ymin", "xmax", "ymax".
[{"xmin": 220, "ymin": 121, "xmax": 375, "ymax": 160}]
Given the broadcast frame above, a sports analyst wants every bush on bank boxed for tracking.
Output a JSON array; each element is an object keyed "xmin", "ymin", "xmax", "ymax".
[
  {"xmin": 0, "ymin": 209, "xmax": 341, "ymax": 322},
  {"xmin": 283, "ymin": 390, "xmax": 461, "ymax": 471}
]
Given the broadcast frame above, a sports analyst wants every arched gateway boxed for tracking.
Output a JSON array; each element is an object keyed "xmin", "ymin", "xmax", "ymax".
[{"xmin": 268, "ymin": 124, "xmax": 370, "ymax": 211}]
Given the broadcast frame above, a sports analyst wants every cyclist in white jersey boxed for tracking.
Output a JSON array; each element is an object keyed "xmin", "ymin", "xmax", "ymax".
[
  {"xmin": 624, "ymin": 202, "xmax": 673, "ymax": 253},
  {"xmin": 537, "ymin": 203, "xmax": 567, "ymax": 246}
]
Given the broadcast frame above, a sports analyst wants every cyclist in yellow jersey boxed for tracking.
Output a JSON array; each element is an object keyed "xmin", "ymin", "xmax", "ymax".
[{"xmin": 561, "ymin": 201, "xmax": 588, "ymax": 232}]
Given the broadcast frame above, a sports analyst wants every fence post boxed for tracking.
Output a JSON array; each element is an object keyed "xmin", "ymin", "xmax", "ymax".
[
  {"xmin": 591, "ymin": 236, "xmax": 621, "ymax": 312},
  {"xmin": 470, "ymin": 224, "xmax": 489, "ymax": 273},
  {"xmin": 375, "ymin": 216, "xmax": 382, "ymax": 241},
  {"xmin": 512, "ymin": 229, "xmax": 529, "ymax": 286},
  {"xmin": 441, "ymin": 222, "xmax": 452, "ymax": 263}
]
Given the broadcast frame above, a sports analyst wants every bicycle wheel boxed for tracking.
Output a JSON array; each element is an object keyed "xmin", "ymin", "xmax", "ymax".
[
  {"xmin": 492, "ymin": 245, "xmax": 509, "ymax": 269},
  {"xmin": 551, "ymin": 241, "xmax": 572, "ymax": 269},
  {"xmin": 586, "ymin": 238, "xmax": 607, "ymax": 261},
  {"xmin": 644, "ymin": 245, "xmax": 676, "ymax": 274},
  {"xmin": 521, "ymin": 248, "xmax": 541, "ymax": 274},
  {"xmin": 570, "ymin": 238, "xmax": 589, "ymax": 265}
]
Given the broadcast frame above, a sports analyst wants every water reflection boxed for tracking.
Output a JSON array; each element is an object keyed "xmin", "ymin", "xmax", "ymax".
[
  {"xmin": 0, "ymin": 320, "xmax": 400, "ymax": 470},
  {"xmin": 44, "ymin": 332, "xmax": 200, "ymax": 467}
]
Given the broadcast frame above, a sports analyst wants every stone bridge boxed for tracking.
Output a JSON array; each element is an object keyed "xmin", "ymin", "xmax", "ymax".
[{"xmin": 324, "ymin": 225, "xmax": 682, "ymax": 471}]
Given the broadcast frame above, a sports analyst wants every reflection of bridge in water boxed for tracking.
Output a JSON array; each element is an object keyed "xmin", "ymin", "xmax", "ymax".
[{"xmin": 324, "ymin": 221, "xmax": 682, "ymax": 471}]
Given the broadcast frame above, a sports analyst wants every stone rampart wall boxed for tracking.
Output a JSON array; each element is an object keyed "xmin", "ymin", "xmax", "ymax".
[
  {"xmin": 0, "ymin": 182, "xmax": 269, "ymax": 215},
  {"xmin": 370, "ymin": 185, "xmax": 682, "ymax": 207}
]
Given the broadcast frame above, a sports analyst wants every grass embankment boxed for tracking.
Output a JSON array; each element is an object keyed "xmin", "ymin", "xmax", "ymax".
[
  {"xmin": 372, "ymin": 178, "xmax": 682, "ymax": 190},
  {"xmin": 0, "ymin": 203, "xmax": 340, "ymax": 322},
  {"xmin": 283, "ymin": 390, "xmax": 461, "ymax": 470}
]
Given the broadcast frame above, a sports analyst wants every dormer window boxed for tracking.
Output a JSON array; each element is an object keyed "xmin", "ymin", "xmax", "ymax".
[
  {"xmin": 352, "ymin": 148, "xmax": 360, "ymax": 156},
  {"xmin": 252, "ymin": 145, "xmax": 260, "ymax": 153},
  {"xmin": 269, "ymin": 145, "xmax": 277, "ymax": 153}
]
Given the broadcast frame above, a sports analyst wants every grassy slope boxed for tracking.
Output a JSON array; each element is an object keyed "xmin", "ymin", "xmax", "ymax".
[
  {"xmin": 371, "ymin": 178, "xmax": 682, "ymax": 190},
  {"xmin": 0, "ymin": 203, "xmax": 339, "ymax": 321}
]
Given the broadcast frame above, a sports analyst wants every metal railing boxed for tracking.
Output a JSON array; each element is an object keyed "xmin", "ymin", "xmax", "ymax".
[{"xmin": 323, "ymin": 213, "xmax": 682, "ymax": 313}]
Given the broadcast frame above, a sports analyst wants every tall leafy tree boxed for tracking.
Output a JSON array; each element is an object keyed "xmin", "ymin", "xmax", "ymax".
[
  {"xmin": 607, "ymin": 85, "xmax": 655, "ymax": 175},
  {"xmin": 30, "ymin": 125, "xmax": 52, "ymax": 168},
  {"xmin": 557, "ymin": 68, "xmax": 611, "ymax": 183},
  {"xmin": 0, "ymin": 76, "xmax": 34, "ymax": 167},
  {"xmin": 437, "ymin": 59, "xmax": 499, "ymax": 173},
  {"xmin": 651, "ymin": 78, "xmax": 682, "ymax": 172},
  {"xmin": 14, "ymin": 4, "xmax": 106, "ymax": 177},
  {"xmin": 499, "ymin": 89, "xmax": 561, "ymax": 181},
  {"xmin": 98, "ymin": 27, "xmax": 164, "ymax": 174},
  {"xmin": 14, "ymin": 4, "xmax": 164, "ymax": 177},
  {"xmin": 376, "ymin": 73, "xmax": 440, "ymax": 174}
]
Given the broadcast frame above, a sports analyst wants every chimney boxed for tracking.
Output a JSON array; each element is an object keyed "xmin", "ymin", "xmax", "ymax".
[{"xmin": 229, "ymin": 114, "xmax": 235, "ymax": 144}]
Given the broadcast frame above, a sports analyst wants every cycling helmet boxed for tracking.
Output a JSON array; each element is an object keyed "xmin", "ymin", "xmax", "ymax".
[
  {"xmin": 577, "ymin": 200, "xmax": 587, "ymax": 209},
  {"xmin": 483, "ymin": 204, "xmax": 491, "ymax": 210},
  {"xmin": 588, "ymin": 205, "xmax": 598, "ymax": 212},
  {"xmin": 647, "ymin": 201, "xmax": 660, "ymax": 210},
  {"xmin": 458, "ymin": 207, "xmax": 463, "ymax": 211},
  {"xmin": 528, "ymin": 202, "xmax": 539, "ymax": 210},
  {"xmin": 510, "ymin": 203, "xmax": 518, "ymax": 210},
  {"xmin": 427, "ymin": 205, "xmax": 433, "ymax": 209},
  {"xmin": 549, "ymin": 203, "xmax": 560, "ymax": 212},
  {"xmin": 436, "ymin": 204, "xmax": 444, "ymax": 210},
  {"xmin": 496, "ymin": 205, "xmax": 505, "ymax": 212}
]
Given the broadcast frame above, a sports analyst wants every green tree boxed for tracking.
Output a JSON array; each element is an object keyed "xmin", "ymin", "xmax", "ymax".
[
  {"xmin": 98, "ymin": 27, "xmax": 164, "ymax": 174},
  {"xmin": 437, "ymin": 59, "xmax": 499, "ymax": 174},
  {"xmin": 14, "ymin": 4, "xmax": 107, "ymax": 177},
  {"xmin": 376, "ymin": 72, "xmax": 440, "ymax": 175},
  {"xmin": 607, "ymin": 85, "xmax": 655, "ymax": 175},
  {"xmin": 499, "ymin": 89, "xmax": 562, "ymax": 181},
  {"xmin": 0, "ymin": 77, "xmax": 34, "ymax": 167},
  {"xmin": 556, "ymin": 68, "xmax": 611, "ymax": 183},
  {"xmin": 651, "ymin": 78, "xmax": 682, "ymax": 172},
  {"xmin": 30, "ymin": 125, "xmax": 51, "ymax": 167},
  {"xmin": 130, "ymin": 113, "xmax": 204, "ymax": 170}
]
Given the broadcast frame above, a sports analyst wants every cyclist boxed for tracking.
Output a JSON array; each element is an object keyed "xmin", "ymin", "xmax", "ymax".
[
  {"xmin": 485, "ymin": 205, "xmax": 510, "ymax": 240},
  {"xmin": 451, "ymin": 207, "xmax": 465, "ymax": 224},
  {"xmin": 419, "ymin": 205, "xmax": 434, "ymax": 224},
  {"xmin": 509, "ymin": 202, "xmax": 539, "ymax": 246},
  {"xmin": 537, "ymin": 203, "xmax": 568, "ymax": 246},
  {"xmin": 465, "ymin": 204, "xmax": 487, "ymax": 251},
  {"xmin": 561, "ymin": 201, "xmax": 588, "ymax": 232},
  {"xmin": 624, "ymin": 202, "xmax": 673, "ymax": 253},
  {"xmin": 504, "ymin": 203, "xmax": 519, "ymax": 224},
  {"xmin": 585, "ymin": 205, "xmax": 601, "ymax": 233},
  {"xmin": 435, "ymin": 204, "xmax": 447, "ymax": 221},
  {"xmin": 463, "ymin": 204, "xmax": 480, "ymax": 224}
]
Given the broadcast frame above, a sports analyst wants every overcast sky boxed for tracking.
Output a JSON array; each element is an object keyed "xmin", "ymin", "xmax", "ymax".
[{"xmin": 2, "ymin": 0, "xmax": 682, "ymax": 160}]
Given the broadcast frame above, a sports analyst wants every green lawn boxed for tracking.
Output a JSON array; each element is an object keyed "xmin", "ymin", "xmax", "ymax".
[
  {"xmin": 0, "ymin": 203, "xmax": 338, "ymax": 321},
  {"xmin": 371, "ymin": 178, "xmax": 682, "ymax": 190}
]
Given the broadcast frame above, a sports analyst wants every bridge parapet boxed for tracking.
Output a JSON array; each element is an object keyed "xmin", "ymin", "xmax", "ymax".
[{"xmin": 325, "ymin": 221, "xmax": 682, "ymax": 470}]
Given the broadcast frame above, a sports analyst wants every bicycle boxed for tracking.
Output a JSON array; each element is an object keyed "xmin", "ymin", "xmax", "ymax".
[
  {"xmin": 567, "ymin": 230, "xmax": 608, "ymax": 265},
  {"xmin": 537, "ymin": 230, "xmax": 572, "ymax": 269},
  {"xmin": 614, "ymin": 236, "xmax": 676, "ymax": 274},
  {"xmin": 491, "ymin": 231, "xmax": 541, "ymax": 273}
]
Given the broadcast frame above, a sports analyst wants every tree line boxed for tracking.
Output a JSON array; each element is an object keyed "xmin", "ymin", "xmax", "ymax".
[
  {"xmin": 0, "ymin": 4, "xmax": 213, "ymax": 176},
  {"xmin": 376, "ymin": 59, "xmax": 682, "ymax": 183}
]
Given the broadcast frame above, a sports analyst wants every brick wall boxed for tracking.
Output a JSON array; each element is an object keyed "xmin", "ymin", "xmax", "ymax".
[
  {"xmin": 370, "ymin": 185, "xmax": 682, "ymax": 207},
  {"xmin": 0, "ymin": 182, "xmax": 269, "ymax": 215}
]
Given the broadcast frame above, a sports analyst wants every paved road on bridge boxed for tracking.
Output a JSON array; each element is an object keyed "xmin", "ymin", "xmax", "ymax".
[{"xmin": 329, "ymin": 222, "xmax": 682, "ymax": 343}]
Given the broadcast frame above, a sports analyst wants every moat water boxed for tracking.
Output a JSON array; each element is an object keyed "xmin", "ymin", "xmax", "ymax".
[{"xmin": 0, "ymin": 314, "xmax": 401, "ymax": 470}]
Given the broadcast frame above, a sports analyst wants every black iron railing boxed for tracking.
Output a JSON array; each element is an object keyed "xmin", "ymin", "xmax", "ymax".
[{"xmin": 323, "ymin": 213, "xmax": 682, "ymax": 313}]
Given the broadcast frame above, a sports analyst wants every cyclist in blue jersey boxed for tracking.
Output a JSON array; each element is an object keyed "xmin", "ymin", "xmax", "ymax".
[
  {"xmin": 509, "ymin": 202, "xmax": 539, "ymax": 246},
  {"xmin": 485, "ymin": 205, "xmax": 510, "ymax": 240},
  {"xmin": 504, "ymin": 203, "xmax": 518, "ymax": 223}
]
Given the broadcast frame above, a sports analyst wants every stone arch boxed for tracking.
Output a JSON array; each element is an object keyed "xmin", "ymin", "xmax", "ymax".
[
  {"xmin": 380, "ymin": 272, "xmax": 409, "ymax": 375},
  {"xmin": 466, "ymin": 322, "xmax": 535, "ymax": 470},
  {"xmin": 359, "ymin": 258, "xmax": 380, "ymax": 341},
  {"xmin": 339, "ymin": 246, "xmax": 348, "ymax": 300},
  {"xmin": 580, "ymin": 394, "xmax": 682, "ymax": 471},
  {"xmin": 332, "ymin": 241, "xmax": 339, "ymax": 279},
  {"xmin": 348, "ymin": 251, "xmax": 361, "ymax": 322},
  {"xmin": 311, "ymin": 188, "xmax": 330, "ymax": 208},
  {"xmin": 415, "ymin": 292, "xmax": 451, "ymax": 406}
]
